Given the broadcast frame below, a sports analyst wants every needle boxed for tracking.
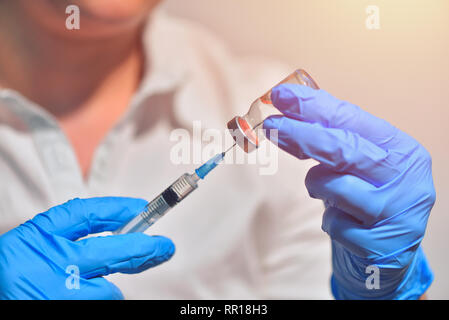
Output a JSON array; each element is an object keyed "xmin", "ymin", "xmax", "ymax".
[{"xmin": 224, "ymin": 143, "xmax": 236, "ymax": 154}]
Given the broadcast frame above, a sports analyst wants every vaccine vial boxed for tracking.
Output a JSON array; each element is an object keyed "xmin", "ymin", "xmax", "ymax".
[{"xmin": 227, "ymin": 69, "xmax": 319, "ymax": 153}]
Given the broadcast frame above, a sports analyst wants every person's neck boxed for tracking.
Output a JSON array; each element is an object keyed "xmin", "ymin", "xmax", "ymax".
[
  {"xmin": 0, "ymin": 7, "xmax": 145, "ymax": 120},
  {"xmin": 0, "ymin": 6, "xmax": 147, "ymax": 177}
]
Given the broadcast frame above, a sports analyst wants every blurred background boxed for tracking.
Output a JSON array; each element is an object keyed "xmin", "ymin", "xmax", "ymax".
[{"xmin": 164, "ymin": 0, "xmax": 449, "ymax": 298}]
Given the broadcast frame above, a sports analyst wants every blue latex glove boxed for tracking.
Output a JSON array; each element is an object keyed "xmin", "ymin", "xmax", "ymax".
[
  {"xmin": 264, "ymin": 84, "xmax": 435, "ymax": 299},
  {"xmin": 0, "ymin": 197, "xmax": 175, "ymax": 300}
]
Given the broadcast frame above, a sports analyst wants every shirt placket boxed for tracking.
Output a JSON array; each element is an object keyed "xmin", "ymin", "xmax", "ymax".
[
  {"xmin": 87, "ymin": 129, "xmax": 121, "ymax": 195},
  {"xmin": 33, "ymin": 126, "xmax": 87, "ymax": 202}
]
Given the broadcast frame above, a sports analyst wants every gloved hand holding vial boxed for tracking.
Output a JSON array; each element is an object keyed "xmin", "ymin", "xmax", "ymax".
[{"xmin": 262, "ymin": 82, "xmax": 435, "ymax": 299}]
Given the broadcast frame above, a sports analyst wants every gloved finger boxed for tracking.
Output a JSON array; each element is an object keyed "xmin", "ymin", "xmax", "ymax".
[
  {"xmin": 63, "ymin": 277, "xmax": 124, "ymax": 300},
  {"xmin": 305, "ymin": 164, "xmax": 385, "ymax": 225},
  {"xmin": 31, "ymin": 197, "xmax": 148, "ymax": 240},
  {"xmin": 322, "ymin": 206, "xmax": 422, "ymax": 264},
  {"xmin": 264, "ymin": 116, "xmax": 402, "ymax": 186},
  {"xmin": 269, "ymin": 84, "xmax": 418, "ymax": 153},
  {"xmin": 69, "ymin": 233, "xmax": 175, "ymax": 278}
]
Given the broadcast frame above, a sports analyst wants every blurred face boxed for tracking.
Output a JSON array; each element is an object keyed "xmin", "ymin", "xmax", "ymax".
[{"xmin": 15, "ymin": 0, "xmax": 161, "ymax": 38}]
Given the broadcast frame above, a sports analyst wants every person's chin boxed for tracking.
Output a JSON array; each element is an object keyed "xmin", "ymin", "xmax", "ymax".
[
  {"xmin": 18, "ymin": 0, "xmax": 157, "ymax": 39},
  {"xmin": 79, "ymin": 0, "xmax": 158, "ymax": 22}
]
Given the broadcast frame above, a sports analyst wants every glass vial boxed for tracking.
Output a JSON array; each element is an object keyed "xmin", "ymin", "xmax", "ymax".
[{"xmin": 227, "ymin": 69, "xmax": 319, "ymax": 153}]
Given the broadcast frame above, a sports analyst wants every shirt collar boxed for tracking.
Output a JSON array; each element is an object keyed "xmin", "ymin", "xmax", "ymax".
[
  {"xmin": 137, "ymin": 9, "xmax": 189, "ymax": 98},
  {"xmin": 111, "ymin": 8, "xmax": 191, "ymax": 126}
]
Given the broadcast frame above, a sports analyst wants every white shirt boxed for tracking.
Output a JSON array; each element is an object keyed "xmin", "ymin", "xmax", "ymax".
[{"xmin": 0, "ymin": 11, "xmax": 332, "ymax": 299}]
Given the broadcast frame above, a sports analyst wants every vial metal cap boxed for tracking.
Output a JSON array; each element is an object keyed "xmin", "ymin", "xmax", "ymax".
[
  {"xmin": 227, "ymin": 116, "xmax": 259, "ymax": 153},
  {"xmin": 227, "ymin": 69, "xmax": 319, "ymax": 153}
]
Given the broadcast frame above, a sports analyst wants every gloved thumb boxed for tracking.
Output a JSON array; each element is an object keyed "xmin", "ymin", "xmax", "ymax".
[{"xmin": 68, "ymin": 233, "xmax": 175, "ymax": 279}]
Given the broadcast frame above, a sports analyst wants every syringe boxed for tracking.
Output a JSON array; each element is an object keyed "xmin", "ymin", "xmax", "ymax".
[{"xmin": 114, "ymin": 151, "xmax": 227, "ymax": 234}]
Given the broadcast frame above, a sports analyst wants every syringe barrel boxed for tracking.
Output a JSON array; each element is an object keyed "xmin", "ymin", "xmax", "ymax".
[{"xmin": 114, "ymin": 173, "xmax": 199, "ymax": 234}]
